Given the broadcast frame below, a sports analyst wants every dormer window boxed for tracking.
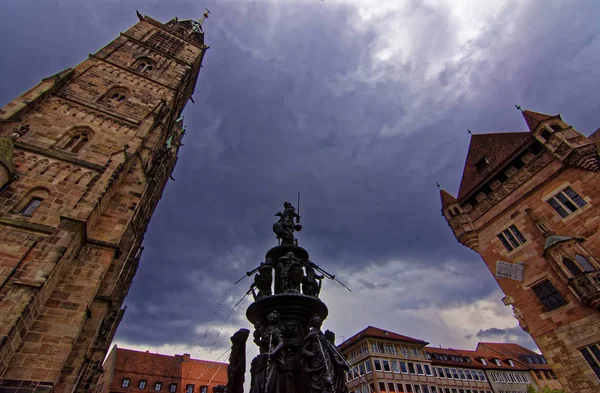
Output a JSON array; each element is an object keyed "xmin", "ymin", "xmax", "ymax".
[
  {"xmin": 540, "ymin": 129, "xmax": 552, "ymax": 141},
  {"xmin": 507, "ymin": 359, "xmax": 515, "ymax": 367},
  {"xmin": 475, "ymin": 157, "xmax": 489, "ymax": 172},
  {"xmin": 550, "ymin": 123, "xmax": 563, "ymax": 132},
  {"xmin": 480, "ymin": 358, "xmax": 487, "ymax": 365},
  {"xmin": 493, "ymin": 358, "xmax": 501, "ymax": 366}
]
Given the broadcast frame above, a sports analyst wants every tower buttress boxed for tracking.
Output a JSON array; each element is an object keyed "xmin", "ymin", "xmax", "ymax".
[{"xmin": 440, "ymin": 189, "xmax": 478, "ymax": 251}]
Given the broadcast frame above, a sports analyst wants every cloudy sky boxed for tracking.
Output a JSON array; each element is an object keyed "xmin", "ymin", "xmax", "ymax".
[{"xmin": 2, "ymin": 0, "xmax": 600, "ymax": 366}]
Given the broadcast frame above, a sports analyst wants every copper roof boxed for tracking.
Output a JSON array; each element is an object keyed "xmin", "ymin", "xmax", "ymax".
[
  {"xmin": 338, "ymin": 326, "xmax": 428, "ymax": 351},
  {"xmin": 457, "ymin": 132, "xmax": 532, "ymax": 201}
]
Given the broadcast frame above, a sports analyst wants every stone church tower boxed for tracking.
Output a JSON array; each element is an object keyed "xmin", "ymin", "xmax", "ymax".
[
  {"xmin": 0, "ymin": 12, "xmax": 207, "ymax": 393},
  {"xmin": 441, "ymin": 110, "xmax": 600, "ymax": 393}
]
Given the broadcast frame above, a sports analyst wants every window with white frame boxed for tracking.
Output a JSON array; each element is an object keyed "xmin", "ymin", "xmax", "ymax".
[
  {"xmin": 424, "ymin": 364, "xmax": 432, "ymax": 376},
  {"xmin": 374, "ymin": 359, "xmax": 383, "ymax": 371},
  {"xmin": 383, "ymin": 360, "xmax": 391, "ymax": 372},
  {"xmin": 122, "ymin": 379, "xmax": 131, "ymax": 388},
  {"xmin": 400, "ymin": 361, "xmax": 408, "ymax": 373},
  {"xmin": 547, "ymin": 186, "xmax": 587, "ymax": 218},
  {"xmin": 416, "ymin": 364, "xmax": 424, "ymax": 375}
]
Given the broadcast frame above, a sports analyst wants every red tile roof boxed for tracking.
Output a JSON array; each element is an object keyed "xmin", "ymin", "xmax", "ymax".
[
  {"xmin": 440, "ymin": 189, "xmax": 457, "ymax": 209},
  {"xmin": 477, "ymin": 342, "xmax": 552, "ymax": 370},
  {"xmin": 521, "ymin": 110, "xmax": 559, "ymax": 132},
  {"xmin": 457, "ymin": 132, "xmax": 532, "ymax": 201},
  {"xmin": 426, "ymin": 346, "xmax": 529, "ymax": 370},
  {"xmin": 338, "ymin": 326, "xmax": 428, "ymax": 351}
]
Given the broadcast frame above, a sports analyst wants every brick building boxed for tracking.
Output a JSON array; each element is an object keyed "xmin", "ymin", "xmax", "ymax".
[
  {"xmin": 96, "ymin": 347, "xmax": 227, "ymax": 393},
  {"xmin": 339, "ymin": 326, "xmax": 560, "ymax": 393},
  {"xmin": 440, "ymin": 109, "xmax": 600, "ymax": 392},
  {"xmin": 0, "ymin": 12, "xmax": 207, "ymax": 393}
]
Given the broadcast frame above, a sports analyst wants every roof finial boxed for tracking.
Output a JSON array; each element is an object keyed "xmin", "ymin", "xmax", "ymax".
[
  {"xmin": 191, "ymin": 8, "xmax": 211, "ymax": 33},
  {"xmin": 467, "ymin": 129, "xmax": 472, "ymax": 135},
  {"xmin": 436, "ymin": 183, "xmax": 441, "ymax": 189},
  {"xmin": 515, "ymin": 105, "xmax": 523, "ymax": 112}
]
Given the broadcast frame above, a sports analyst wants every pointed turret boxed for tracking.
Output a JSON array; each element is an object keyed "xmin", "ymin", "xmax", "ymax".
[
  {"xmin": 440, "ymin": 189, "xmax": 457, "ymax": 209},
  {"xmin": 439, "ymin": 189, "xmax": 478, "ymax": 252},
  {"xmin": 522, "ymin": 109, "xmax": 600, "ymax": 172},
  {"xmin": 522, "ymin": 110, "xmax": 559, "ymax": 132}
]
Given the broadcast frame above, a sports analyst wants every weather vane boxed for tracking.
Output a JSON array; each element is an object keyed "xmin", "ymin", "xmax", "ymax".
[
  {"xmin": 515, "ymin": 105, "xmax": 523, "ymax": 112},
  {"xmin": 191, "ymin": 8, "xmax": 211, "ymax": 33}
]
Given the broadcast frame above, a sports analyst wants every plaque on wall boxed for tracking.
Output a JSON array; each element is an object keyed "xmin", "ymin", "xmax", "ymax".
[{"xmin": 496, "ymin": 261, "xmax": 525, "ymax": 281}]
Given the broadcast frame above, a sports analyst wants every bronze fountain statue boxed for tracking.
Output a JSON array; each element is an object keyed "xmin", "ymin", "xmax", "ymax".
[{"xmin": 225, "ymin": 200, "xmax": 350, "ymax": 393}]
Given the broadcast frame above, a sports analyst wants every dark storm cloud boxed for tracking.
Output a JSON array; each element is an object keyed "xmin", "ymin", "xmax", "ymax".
[
  {"xmin": 476, "ymin": 327, "xmax": 536, "ymax": 350},
  {"xmin": 2, "ymin": 0, "xmax": 600, "ymax": 351}
]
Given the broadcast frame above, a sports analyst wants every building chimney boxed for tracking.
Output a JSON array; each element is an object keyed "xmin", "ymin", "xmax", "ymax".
[{"xmin": 183, "ymin": 353, "xmax": 191, "ymax": 362}]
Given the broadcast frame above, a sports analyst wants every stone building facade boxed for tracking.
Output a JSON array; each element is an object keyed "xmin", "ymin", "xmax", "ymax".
[
  {"xmin": 0, "ymin": 12, "xmax": 207, "ymax": 393},
  {"xmin": 440, "ymin": 109, "xmax": 600, "ymax": 393},
  {"xmin": 96, "ymin": 346, "xmax": 227, "ymax": 393},
  {"xmin": 339, "ymin": 326, "xmax": 560, "ymax": 393}
]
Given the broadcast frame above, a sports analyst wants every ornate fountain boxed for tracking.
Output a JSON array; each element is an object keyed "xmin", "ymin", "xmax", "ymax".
[{"xmin": 223, "ymin": 201, "xmax": 349, "ymax": 393}]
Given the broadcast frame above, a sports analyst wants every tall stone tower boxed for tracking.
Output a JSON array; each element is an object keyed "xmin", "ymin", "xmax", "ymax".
[
  {"xmin": 0, "ymin": 12, "xmax": 207, "ymax": 393},
  {"xmin": 441, "ymin": 110, "xmax": 600, "ymax": 393}
]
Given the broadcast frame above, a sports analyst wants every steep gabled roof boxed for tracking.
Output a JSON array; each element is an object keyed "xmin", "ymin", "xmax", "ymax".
[
  {"xmin": 440, "ymin": 189, "xmax": 457, "ymax": 209},
  {"xmin": 522, "ymin": 110, "xmax": 560, "ymax": 132},
  {"xmin": 338, "ymin": 326, "xmax": 428, "ymax": 352},
  {"xmin": 457, "ymin": 132, "xmax": 532, "ymax": 201}
]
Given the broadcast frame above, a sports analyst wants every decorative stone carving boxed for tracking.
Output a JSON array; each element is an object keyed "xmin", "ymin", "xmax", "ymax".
[{"xmin": 0, "ymin": 137, "xmax": 15, "ymax": 189}]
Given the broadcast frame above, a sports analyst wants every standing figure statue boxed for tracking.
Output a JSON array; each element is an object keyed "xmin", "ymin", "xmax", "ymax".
[
  {"xmin": 250, "ymin": 311, "xmax": 284, "ymax": 393},
  {"xmin": 226, "ymin": 329, "xmax": 249, "ymax": 393},
  {"xmin": 277, "ymin": 252, "xmax": 303, "ymax": 294},
  {"xmin": 273, "ymin": 201, "xmax": 302, "ymax": 246},
  {"xmin": 301, "ymin": 315, "xmax": 335, "ymax": 393},
  {"xmin": 249, "ymin": 264, "xmax": 273, "ymax": 300},
  {"xmin": 324, "ymin": 330, "xmax": 349, "ymax": 393},
  {"xmin": 302, "ymin": 263, "xmax": 324, "ymax": 297}
]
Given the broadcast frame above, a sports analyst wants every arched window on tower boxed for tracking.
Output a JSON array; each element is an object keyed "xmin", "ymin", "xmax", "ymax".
[
  {"xmin": 131, "ymin": 57, "xmax": 157, "ymax": 74},
  {"xmin": 575, "ymin": 254, "xmax": 595, "ymax": 272},
  {"xmin": 62, "ymin": 131, "xmax": 90, "ymax": 153},
  {"xmin": 57, "ymin": 127, "xmax": 93, "ymax": 154},
  {"xmin": 100, "ymin": 86, "xmax": 129, "ymax": 105},
  {"xmin": 563, "ymin": 257, "xmax": 583, "ymax": 276}
]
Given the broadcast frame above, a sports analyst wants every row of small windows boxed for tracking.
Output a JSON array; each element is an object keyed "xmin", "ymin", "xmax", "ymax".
[
  {"xmin": 488, "ymin": 372, "xmax": 531, "ymax": 384},
  {"xmin": 121, "ymin": 380, "xmax": 210, "ymax": 393},
  {"xmin": 465, "ymin": 141, "xmax": 545, "ymax": 209},
  {"xmin": 370, "ymin": 341, "xmax": 425, "ymax": 359},
  {"xmin": 348, "ymin": 358, "xmax": 487, "ymax": 383},
  {"xmin": 361, "ymin": 382, "xmax": 492, "ymax": 393}
]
